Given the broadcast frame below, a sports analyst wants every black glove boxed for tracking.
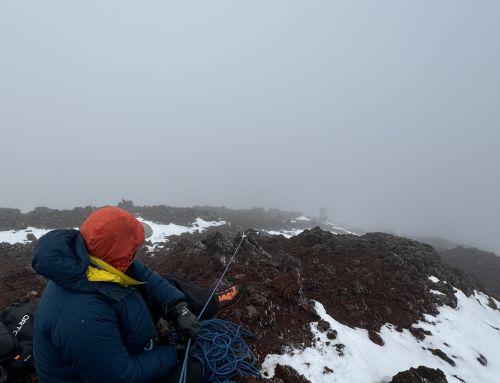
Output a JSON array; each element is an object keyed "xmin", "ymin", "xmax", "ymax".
[
  {"xmin": 168, "ymin": 302, "xmax": 201, "ymax": 341},
  {"xmin": 157, "ymin": 330, "xmax": 189, "ymax": 355}
]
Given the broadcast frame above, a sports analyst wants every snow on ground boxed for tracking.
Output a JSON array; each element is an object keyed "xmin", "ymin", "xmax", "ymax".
[
  {"xmin": 0, "ymin": 227, "xmax": 52, "ymax": 244},
  {"xmin": 296, "ymin": 216, "xmax": 311, "ymax": 221},
  {"xmin": 327, "ymin": 222, "xmax": 359, "ymax": 235},
  {"xmin": 262, "ymin": 284, "xmax": 500, "ymax": 383},
  {"xmin": 138, "ymin": 217, "xmax": 227, "ymax": 245},
  {"xmin": 264, "ymin": 229, "xmax": 304, "ymax": 238},
  {"xmin": 0, "ymin": 218, "xmax": 226, "ymax": 246},
  {"xmin": 264, "ymin": 223, "xmax": 358, "ymax": 239}
]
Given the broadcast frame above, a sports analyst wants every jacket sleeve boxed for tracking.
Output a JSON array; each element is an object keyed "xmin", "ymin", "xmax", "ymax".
[
  {"xmin": 56, "ymin": 298, "xmax": 177, "ymax": 383},
  {"xmin": 128, "ymin": 260, "xmax": 186, "ymax": 308}
]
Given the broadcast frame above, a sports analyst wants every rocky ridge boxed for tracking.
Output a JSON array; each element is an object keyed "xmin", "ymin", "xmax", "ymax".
[{"xmin": 0, "ymin": 204, "xmax": 498, "ymax": 382}]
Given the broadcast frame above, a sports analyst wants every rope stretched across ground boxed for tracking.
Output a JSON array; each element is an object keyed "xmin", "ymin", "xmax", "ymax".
[{"xmin": 178, "ymin": 234, "xmax": 261, "ymax": 383}]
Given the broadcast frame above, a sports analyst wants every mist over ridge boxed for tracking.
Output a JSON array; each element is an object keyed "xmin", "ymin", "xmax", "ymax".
[{"xmin": 1, "ymin": 1, "xmax": 499, "ymax": 253}]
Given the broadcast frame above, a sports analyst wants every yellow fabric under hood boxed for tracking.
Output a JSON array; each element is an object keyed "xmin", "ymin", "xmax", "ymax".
[{"xmin": 86, "ymin": 255, "xmax": 143, "ymax": 286}]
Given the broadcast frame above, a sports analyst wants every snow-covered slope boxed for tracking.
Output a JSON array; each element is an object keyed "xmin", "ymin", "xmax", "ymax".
[
  {"xmin": 263, "ymin": 221, "xmax": 359, "ymax": 238},
  {"xmin": 137, "ymin": 217, "xmax": 226, "ymax": 249},
  {"xmin": 295, "ymin": 216, "xmax": 311, "ymax": 222},
  {"xmin": 262, "ymin": 277, "xmax": 500, "ymax": 383},
  {"xmin": 0, "ymin": 227, "xmax": 52, "ymax": 244},
  {"xmin": 138, "ymin": 217, "xmax": 226, "ymax": 243},
  {"xmin": 0, "ymin": 214, "xmax": 356, "ymax": 244},
  {"xmin": 0, "ymin": 218, "xmax": 227, "ymax": 246},
  {"xmin": 326, "ymin": 222, "xmax": 359, "ymax": 235},
  {"xmin": 264, "ymin": 229, "xmax": 305, "ymax": 238}
]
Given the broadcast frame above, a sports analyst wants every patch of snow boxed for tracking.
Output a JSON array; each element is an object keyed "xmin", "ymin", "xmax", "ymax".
[
  {"xmin": 296, "ymin": 216, "xmax": 311, "ymax": 221},
  {"xmin": 262, "ymin": 289, "xmax": 500, "ymax": 383},
  {"xmin": 138, "ymin": 217, "xmax": 226, "ymax": 244},
  {"xmin": 475, "ymin": 292, "xmax": 500, "ymax": 309},
  {"xmin": 430, "ymin": 289, "xmax": 446, "ymax": 296},
  {"xmin": 0, "ymin": 227, "xmax": 52, "ymax": 244},
  {"xmin": 326, "ymin": 222, "xmax": 359, "ymax": 235},
  {"xmin": 265, "ymin": 229, "xmax": 304, "ymax": 239},
  {"xmin": 429, "ymin": 276, "xmax": 441, "ymax": 283},
  {"xmin": 330, "ymin": 226, "xmax": 358, "ymax": 235},
  {"xmin": 0, "ymin": 218, "xmax": 226, "ymax": 246},
  {"xmin": 144, "ymin": 243, "xmax": 163, "ymax": 252}
]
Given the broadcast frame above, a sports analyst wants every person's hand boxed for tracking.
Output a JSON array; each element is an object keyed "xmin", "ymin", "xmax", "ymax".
[
  {"xmin": 157, "ymin": 331, "xmax": 188, "ymax": 351},
  {"xmin": 169, "ymin": 302, "xmax": 201, "ymax": 341}
]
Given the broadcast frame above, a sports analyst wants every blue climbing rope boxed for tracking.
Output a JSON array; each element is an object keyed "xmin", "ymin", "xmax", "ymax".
[
  {"xmin": 178, "ymin": 233, "xmax": 259, "ymax": 383},
  {"xmin": 191, "ymin": 319, "xmax": 260, "ymax": 383}
]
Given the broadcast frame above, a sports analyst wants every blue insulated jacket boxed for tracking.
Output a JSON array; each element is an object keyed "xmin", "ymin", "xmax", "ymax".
[{"xmin": 32, "ymin": 229, "xmax": 186, "ymax": 383}]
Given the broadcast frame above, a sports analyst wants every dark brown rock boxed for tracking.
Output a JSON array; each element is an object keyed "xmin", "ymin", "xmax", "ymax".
[
  {"xmin": 270, "ymin": 365, "xmax": 310, "ymax": 383},
  {"xmin": 477, "ymin": 353, "xmax": 488, "ymax": 366},
  {"xmin": 428, "ymin": 348, "xmax": 456, "ymax": 366},
  {"xmin": 316, "ymin": 319, "xmax": 330, "ymax": 332},
  {"xmin": 410, "ymin": 327, "xmax": 432, "ymax": 341},
  {"xmin": 389, "ymin": 366, "xmax": 448, "ymax": 383},
  {"xmin": 326, "ymin": 329, "xmax": 337, "ymax": 340},
  {"xmin": 26, "ymin": 233, "xmax": 37, "ymax": 242},
  {"xmin": 368, "ymin": 330, "xmax": 384, "ymax": 346},
  {"xmin": 272, "ymin": 272, "xmax": 301, "ymax": 299}
]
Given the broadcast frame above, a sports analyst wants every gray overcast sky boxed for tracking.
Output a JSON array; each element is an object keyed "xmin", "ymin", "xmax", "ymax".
[{"xmin": 1, "ymin": 1, "xmax": 499, "ymax": 252}]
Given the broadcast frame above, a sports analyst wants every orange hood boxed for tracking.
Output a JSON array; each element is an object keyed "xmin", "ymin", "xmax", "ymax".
[{"xmin": 80, "ymin": 207, "xmax": 145, "ymax": 272}]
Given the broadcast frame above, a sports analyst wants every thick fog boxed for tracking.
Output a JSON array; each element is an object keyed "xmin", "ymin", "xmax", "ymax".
[{"xmin": 1, "ymin": 1, "xmax": 499, "ymax": 253}]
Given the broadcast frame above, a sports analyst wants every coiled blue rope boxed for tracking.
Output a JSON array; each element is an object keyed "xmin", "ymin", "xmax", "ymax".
[
  {"xmin": 178, "ymin": 234, "xmax": 261, "ymax": 383},
  {"xmin": 191, "ymin": 319, "xmax": 261, "ymax": 383}
]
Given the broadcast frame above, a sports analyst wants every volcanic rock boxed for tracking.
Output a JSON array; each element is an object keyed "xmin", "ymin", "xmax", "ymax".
[
  {"xmin": 428, "ymin": 348, "xmax": 456, "ymax": 366},
  {"xmin": 389, "ymin": 366, "xmax": 448, "ymax": 383},
  {"xmin": 0, "ymin": 222, "xmax": 487, "ymax": 383}
]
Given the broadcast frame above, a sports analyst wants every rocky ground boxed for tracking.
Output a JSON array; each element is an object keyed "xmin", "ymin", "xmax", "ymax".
[
  {"xmin": 0, "ymin": 201, "xmax": 313, "ymax": 233},
  {"xmin": 143, "ymin": 229, "xmax": 481, "ymax": 378},
  {"xmin": 1, "ymin": 204, "xmax": 498, "ymax": 382},
  {"xmin": 0, "ymin": 229, "xmax": 484, "ymax": 383}
]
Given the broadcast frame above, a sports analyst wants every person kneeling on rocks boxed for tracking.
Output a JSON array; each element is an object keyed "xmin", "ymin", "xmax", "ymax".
[{"xmin": 32, "ymin": 207, "xmax": 242, "ymax": 383}]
